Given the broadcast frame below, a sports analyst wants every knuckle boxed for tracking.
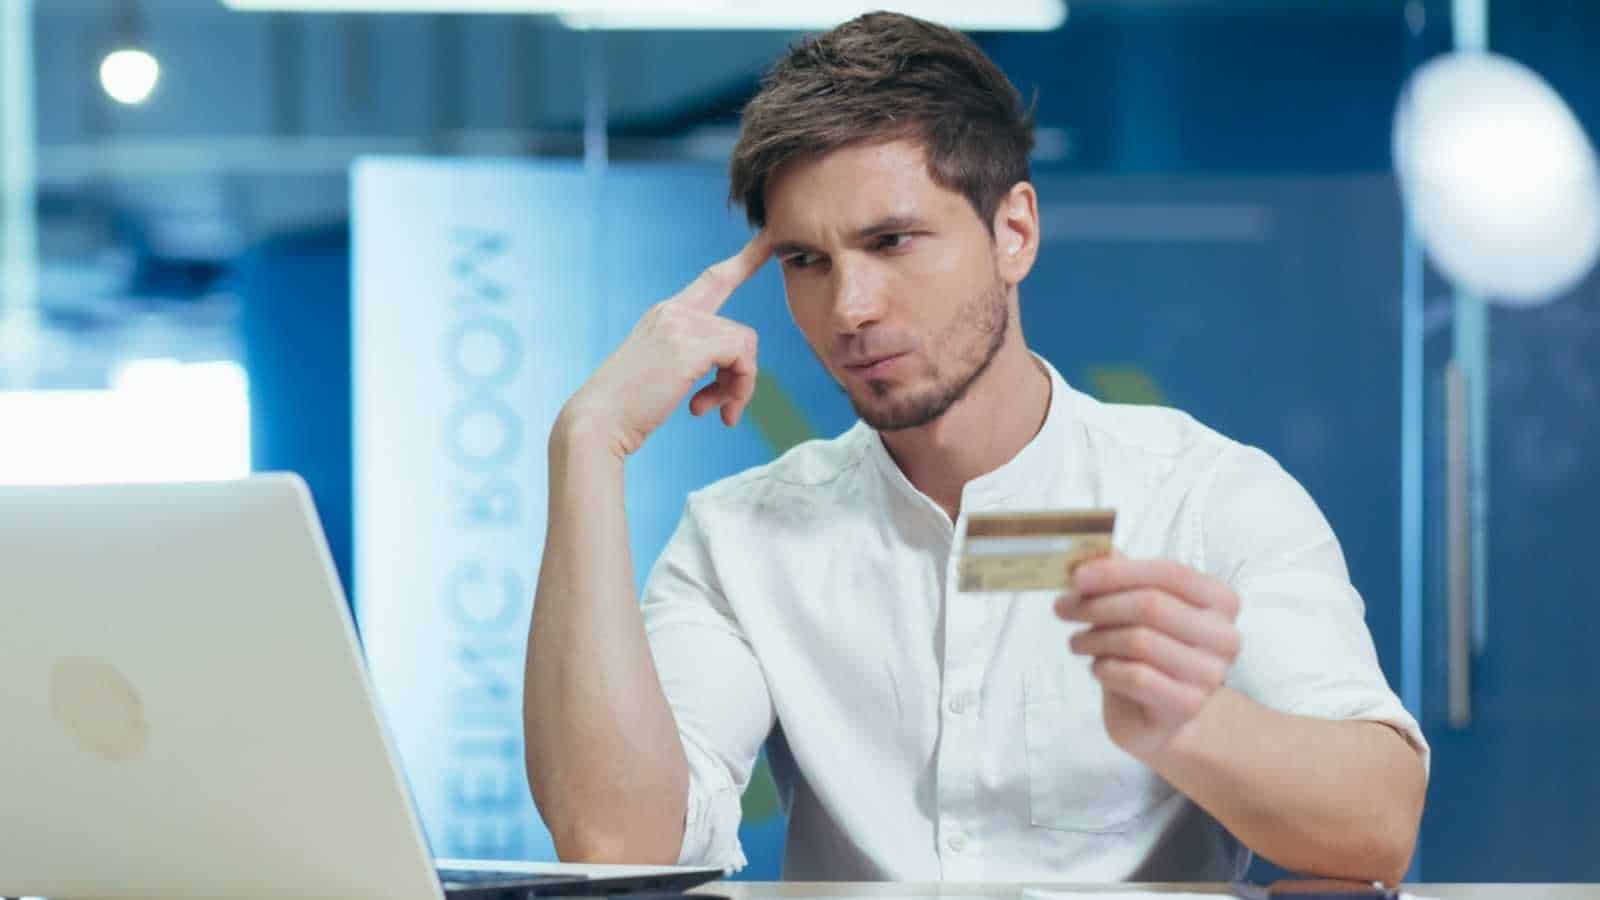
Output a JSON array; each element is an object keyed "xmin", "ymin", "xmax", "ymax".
[
  {"xmin": 1132, "ymin": 590, "xmax": 1160, "ymax": 621},
  {"xmin": 638, "ymin": 304, "xmax": 666, "ymax": 333},
  {"xmin": 700, "ymin": 264, "xmax": 732, "ymax": 291},
  {"xmin": 656, "ymin": 311, "xmax": 688, "ymax": 342},
  {"xmin": 1206, "ymin": 574, "xmax": 1239, "ymax": 613},
  {"xmin": 1149, "ymin": 592, "xmax": 1177, "ymax": 628}
]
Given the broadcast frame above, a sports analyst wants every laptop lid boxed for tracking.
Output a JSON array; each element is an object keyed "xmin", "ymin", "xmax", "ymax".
[
  {"xmin": 0, "ymin": 475, "xmax": 445, "ymax": 899},
  {"xmin": 0, "ymin": 475, "xmax": 720, "ymax": 899}
]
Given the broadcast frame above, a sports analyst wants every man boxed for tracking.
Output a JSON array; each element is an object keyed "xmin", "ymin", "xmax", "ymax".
[{"xmin": 524, "ymin": 11, "xmax": 1427, "ymax": 885}]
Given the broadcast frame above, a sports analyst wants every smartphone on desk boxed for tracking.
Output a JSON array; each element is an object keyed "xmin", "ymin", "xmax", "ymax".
[{"xmin": 1231, "ymin": 879, "xmax": 1401, "ymax": 900}]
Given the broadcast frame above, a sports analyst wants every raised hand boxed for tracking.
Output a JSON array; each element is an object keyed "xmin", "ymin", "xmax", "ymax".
[
  {"xmin": 1055, "ymin": 555, "xmax": 1243, "ymax": 759},
  {"xmin": 560, "ymin": 233, "xmax": 773, "ymax": 460}
]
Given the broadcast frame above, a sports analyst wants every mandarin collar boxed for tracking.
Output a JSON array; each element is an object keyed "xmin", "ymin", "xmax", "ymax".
[{"xmin": 864, "ymin": 354, "xmax": 1075, "ymax": 525}]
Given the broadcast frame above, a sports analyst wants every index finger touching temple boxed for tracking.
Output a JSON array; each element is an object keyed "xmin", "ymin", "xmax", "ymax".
[{"xmin": 676, "ymin": 231, "xmax": 775, "ymax": 314}]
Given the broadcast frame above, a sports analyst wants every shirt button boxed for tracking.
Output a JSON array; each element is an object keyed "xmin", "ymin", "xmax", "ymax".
[
  {"xmin": 947, "ymin": 694, "xmax": 970, "ymax": 714},
  {"xmin": 947, "ymin": 833, "xmax": 969, "ymax": 852}
]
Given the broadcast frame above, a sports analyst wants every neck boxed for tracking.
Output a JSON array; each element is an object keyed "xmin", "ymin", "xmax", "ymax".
[{"xmin": 879, "ymin": 334, "xmax": 1052, "ymax": 522}]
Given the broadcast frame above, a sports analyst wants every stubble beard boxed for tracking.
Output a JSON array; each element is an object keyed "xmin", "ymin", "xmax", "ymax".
[{"xmin": 848, "ymin": 277, "xmax": 1010, "ymax": 433}]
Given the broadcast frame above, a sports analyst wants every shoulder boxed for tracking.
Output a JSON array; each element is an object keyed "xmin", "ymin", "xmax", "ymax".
[
  {"xmin": 1070, "ymin": 389, "xmax": 1306, "ymax": 539},
  {"xmin": 1069, "ymin": 392, "xmax": 1339, "ymax": 580},
  {"xmin": 1071, "ymin": 388, "xmax": 1245, "ymax": 469}
]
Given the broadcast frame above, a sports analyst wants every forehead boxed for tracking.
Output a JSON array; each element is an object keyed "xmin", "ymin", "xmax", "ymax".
[{"xmin": 763, "ymin": 139, "xmax": 977, "ymax": 237}]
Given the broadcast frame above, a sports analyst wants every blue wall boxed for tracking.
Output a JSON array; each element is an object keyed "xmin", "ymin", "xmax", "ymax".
[{"xmin": 235, "ymin": 222, "xmax": 355, "ymax": 599}]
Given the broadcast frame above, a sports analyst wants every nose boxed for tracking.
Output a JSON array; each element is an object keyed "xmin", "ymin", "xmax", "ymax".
[{"xmin": 828, "ymin": 259, "xmax": 887, "ymax": 334}]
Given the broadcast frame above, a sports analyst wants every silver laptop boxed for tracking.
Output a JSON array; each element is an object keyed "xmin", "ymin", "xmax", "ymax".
[{"xmin": 0, "ymin": 474, "xmax": 725, "ymax": 900}]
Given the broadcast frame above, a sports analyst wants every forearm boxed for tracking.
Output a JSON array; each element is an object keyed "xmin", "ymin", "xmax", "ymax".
[
  {"xmin": 1146, "ymin": 688, "xmax": 1426, "ymax": 884},
  {"xmin": 524, "ymin": 414, "xmax": 688, "ymax": 864}
]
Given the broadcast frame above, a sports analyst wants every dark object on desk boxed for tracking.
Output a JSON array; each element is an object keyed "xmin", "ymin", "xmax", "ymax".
[
  {"xmin": 438, "ymin": 869, "xmax": 724, "ymax": 899},
  {"xmin": 1232, "ymin": 879, "xmax": 1400, "ymax": 900}
]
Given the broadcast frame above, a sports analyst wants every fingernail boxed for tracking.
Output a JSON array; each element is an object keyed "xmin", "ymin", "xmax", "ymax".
[{"xmin": 1071, "ymin": 561, "xmax": 1099, "ymax": 588}]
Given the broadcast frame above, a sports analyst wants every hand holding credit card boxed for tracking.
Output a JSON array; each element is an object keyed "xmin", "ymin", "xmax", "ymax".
[{"xmin": 959, "ymin": 509, "xmax": 1116, "ymax": 592}]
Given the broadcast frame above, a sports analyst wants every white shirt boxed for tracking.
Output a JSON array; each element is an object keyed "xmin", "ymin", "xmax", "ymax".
[{"xmin": 640, "ymin": 357, "xmax": 1426, "ymax": 881}]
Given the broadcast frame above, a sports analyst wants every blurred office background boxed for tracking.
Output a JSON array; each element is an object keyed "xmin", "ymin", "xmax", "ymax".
[{"xmin": 2, "ymin": 0, "xmax": 1598, "ymax": 884}]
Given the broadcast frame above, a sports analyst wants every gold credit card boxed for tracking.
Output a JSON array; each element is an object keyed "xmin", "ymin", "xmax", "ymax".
[{"xmin": 958, "ymin": 509, "xmax": 1116, "ymax": 593}]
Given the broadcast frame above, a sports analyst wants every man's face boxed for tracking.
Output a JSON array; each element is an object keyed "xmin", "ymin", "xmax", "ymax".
[{"xmin": 763, "ymin": 139, "xmax": 1011, "ymax": 432}]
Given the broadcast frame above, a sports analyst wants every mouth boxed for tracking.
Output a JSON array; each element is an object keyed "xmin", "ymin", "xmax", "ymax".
[{"xmin": 842, "ymin": 351, "xmax": 910, "ymax": 379}]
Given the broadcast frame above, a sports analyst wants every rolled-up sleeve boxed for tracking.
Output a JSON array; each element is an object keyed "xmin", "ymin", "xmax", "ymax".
[
  {"xmin": 1201, "ymin": 446, "xmax": 1429, "ymax": 769},
  {"xmin": 640, "ymin": 495, "xmax": 775, "ymax": 870}
]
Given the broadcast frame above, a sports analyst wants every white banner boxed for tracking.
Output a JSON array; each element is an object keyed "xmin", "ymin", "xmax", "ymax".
[{"xmin": 353, "ymin": 158, "xmax": 597, "ymax": 860}]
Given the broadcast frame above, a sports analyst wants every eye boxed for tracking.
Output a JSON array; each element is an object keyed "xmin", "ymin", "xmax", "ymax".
[
  {"xmin": 874, "ymin": 233, "xmax": 914, "ymax": 251},
  {"xmin": 783, "ymin": 251, "xmax": 824, "ymax": 270}
]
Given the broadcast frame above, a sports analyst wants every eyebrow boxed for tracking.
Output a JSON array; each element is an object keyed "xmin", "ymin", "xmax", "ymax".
[{"xmin": 772, "ymin": 215, "xmax": 928, "ymax": 259}]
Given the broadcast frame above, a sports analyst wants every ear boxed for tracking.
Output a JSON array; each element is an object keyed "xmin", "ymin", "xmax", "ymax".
[{"xmin": 991, "ymin": 181, "xmax": 1040, "ymax": 286}]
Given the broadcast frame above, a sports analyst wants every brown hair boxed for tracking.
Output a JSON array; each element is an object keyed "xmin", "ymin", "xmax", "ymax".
[{"xmin": 729, "ymin": 11, "xmax": 1035, "ymax": 233}]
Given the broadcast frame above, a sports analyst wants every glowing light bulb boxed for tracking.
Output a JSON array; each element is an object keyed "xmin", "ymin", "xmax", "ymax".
[
  {"xmin": 99, "ymin": 48, "xmax": 161, "ymax": 105},
  {"xmin": 1395, "ymin": 52, "xmax": 1600, "ymax": 305}
]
